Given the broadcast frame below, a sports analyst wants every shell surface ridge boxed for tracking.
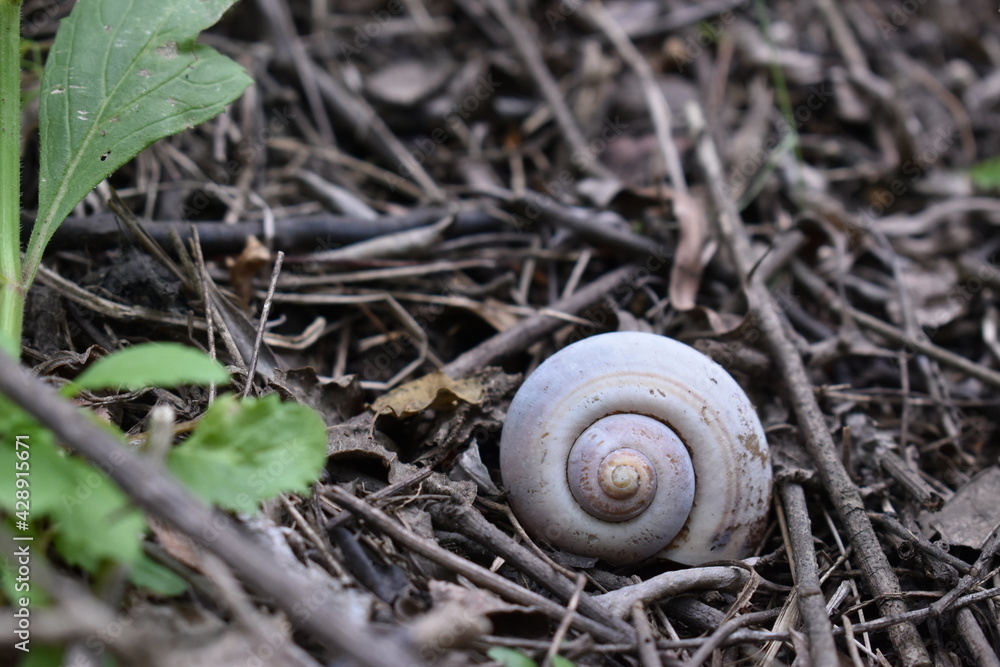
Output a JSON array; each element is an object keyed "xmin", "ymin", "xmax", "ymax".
[{"xmin": 499, "ymin": 332, "xmax": 772, "ymax": 565}]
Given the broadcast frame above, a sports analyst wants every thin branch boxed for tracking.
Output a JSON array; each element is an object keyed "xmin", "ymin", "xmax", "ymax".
[
  {"xmin": 0, "ymin": 350, "xmax": 423, "ymax": 667},
  {"xmin": 686, "ymin": 103, "xmax": 932, "ymax": 666},
  {"xmin": 779, "ymin": 482, "xmax": 838, "ymax": 665}
]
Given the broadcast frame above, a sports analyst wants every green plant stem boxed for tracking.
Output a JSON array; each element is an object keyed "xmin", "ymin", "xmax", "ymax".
[
  {"xmin": 0, "ymin": 0, "xmax": 23, "ymax": 357},
  {"xmin": 754, "ymin": 0, "xmax": 804, "ymax": 203}
]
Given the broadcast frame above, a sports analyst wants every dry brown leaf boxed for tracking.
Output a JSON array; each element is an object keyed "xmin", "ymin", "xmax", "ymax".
[
  {"xmin": 325, "ymin": 417, "xmax": 477, "ymax": 503},
  {"xmin": 685, "ymin": 305, "xmax": 746, "ymax": 334},
  {"xmin": 450, "ymin": 442, "xmax": 503, "ymax": 496},
  {"xmin": 405, "ymin": 585, "xmax": 492, "ymax": 657},
  {"xmin": 669, "ymin": 191, "xmax": 711, "ymax": 311},
  {"xmin": 887, "ymin": 259, "xmax": 965, "ymax": 329},
  {"xmin": 370, "ymin": 371, "xmax": 484, "ymax": 418},
  {"xmin": 427, "ymin": 580, "xmax": 548, "ymax": 639},
  {"xmin": 226, "ymin": 236, "xmax": 271, "ymax": 305},
  {"xmin": 274, "ymin": 367, "xmax": 364, "ymax": 426},
  {"xmin": 327, "ymin": 419, "xmax": 400, "ymax": 466},
  {"xmin": 147, "ymin": 515, "xmax": 202, "ymax": 571},
  {"xmin": 428, "ymin": 580, "xmax": 526, "ymax": 617},
  {"xmin": 919, "ymin": 466, "xmax": 1000, "ymax": 549}
]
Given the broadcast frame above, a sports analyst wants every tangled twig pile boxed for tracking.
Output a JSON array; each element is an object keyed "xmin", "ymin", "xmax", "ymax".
[{"xmin": 5, "ymin": 0, "xmax": 1000, "ymax": 665}]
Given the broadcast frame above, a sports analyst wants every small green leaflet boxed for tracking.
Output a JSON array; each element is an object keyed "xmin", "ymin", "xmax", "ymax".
[
  {"xmin": 69, "ymin": 342, "xmax": 230, "ymax": 393},
  {"xmin": 29, "ymin": 0, "xmax": 252, "ymax": 282},
  {"xmin": 15, "ymin": 645, "xmax": 63, "ymax": 667},
  {"xmin": 486, "ymin": 648, "xmax": 575, "ymax": 667},
  {"xmin": 0, "ymin": 396, "xmax": 146, "ymax": 577},
  {"xmin": 968, "ymin": 156, "xmax": 1000, "ymax": 190},
  {"xmin": 167, "ymin": 394, "xmax": 328, "ymax": 513},
  {"xmin": 130, "ymin": 555, "xmax": 189, "ymax": 596},
  {"xmin": 0, "ymin": 395, "xmax": 179, "ymax": 597}
]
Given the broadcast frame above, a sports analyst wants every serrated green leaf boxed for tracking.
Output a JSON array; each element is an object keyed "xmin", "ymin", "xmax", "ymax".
[
  {"xmin": 0, "ymin": 396, "xmax": 147, "ymax": 575},
  {"xmin": 28, "ymin": 0, "xmax": 252, "ymax": 281},
  {"xmin": 0, "ymin": 400, "xmax": 75, "ymax": 517},
  {"xmin": 167, "ymin": 394, "xmax": 328, "ymax": 513},
  {"xmin": 69, "ymin": 342, "xmax": 230, "ymax": 393},
  {"xmin": 52, "ymin": 455, "xmax": 147, "ymax": 571},
  {"xmin": 486, "ymin": 648, "xmax": 539, "ymax": 667}
]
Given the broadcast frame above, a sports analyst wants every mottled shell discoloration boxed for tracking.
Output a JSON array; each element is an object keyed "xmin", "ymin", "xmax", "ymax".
[{"xmin": 498, "ymin": 332, "xmax": 773, "ymax": 566}]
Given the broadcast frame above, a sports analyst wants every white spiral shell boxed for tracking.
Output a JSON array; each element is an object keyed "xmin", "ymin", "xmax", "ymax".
[{"xmin": 499, "ymin": 332, "xmax": 772, "ymax": 565}]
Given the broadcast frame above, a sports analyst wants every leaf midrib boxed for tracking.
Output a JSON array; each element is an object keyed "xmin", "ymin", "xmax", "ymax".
[{"xmin": 29, "ymin": 0, "xmax": 182, "ymax": 283}]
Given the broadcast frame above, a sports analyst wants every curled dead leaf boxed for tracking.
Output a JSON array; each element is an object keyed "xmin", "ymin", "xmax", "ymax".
[
  {"xmin": 226, "ymin": 236, "xmax": 271, "ymax": 306},
  {"xmin": 370, "ymin": 371, "xmax": 484, "ymax": 418},
  {"xmin": 669, "ymin": 191, "xmax": 712, "ymax": 312}
]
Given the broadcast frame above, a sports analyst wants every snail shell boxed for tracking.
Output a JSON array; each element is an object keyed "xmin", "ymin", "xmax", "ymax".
[{"xmin": 499, "ymin": 332, "xmax": 772, "ymax": 565}]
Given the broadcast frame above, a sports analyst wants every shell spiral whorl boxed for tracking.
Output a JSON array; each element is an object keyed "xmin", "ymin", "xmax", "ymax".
[
  {"xmin": 566, "ymin": 414, "xmax": 694, "ymax": 526},
  {"xmin": 499, "ymin": 332, "xmax": 772, "ymax": 566}
]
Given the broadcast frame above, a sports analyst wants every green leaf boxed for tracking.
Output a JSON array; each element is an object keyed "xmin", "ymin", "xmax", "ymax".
[
  {"xmin": 51, "ymin": 452, "xmax": 147, "ymax": 571},
  {"xmin": 28, "ymin": 0, "xmax": 252, "ymax": 282},
  {"xmin": 0, "ymin": 540, "xmax": 52, "ymax": 608},
  {"xmin": 130, "ymin": 556, "xmax": 189, "ymax": 596},
  {"xmin": 69, "ymin": 342, "xmax": 230, "ymax": 393},
  {"xmin": 0, "ymin": 397, "xmax": 147, "ymax": 575},
  {"xmin": 19, "ymin": 645, "xmax": 65, "ymax": 667},
  {"xmin": 485, "ymin": 648, "xmax": 575, "ymax": 667},
  {"xmin": 486, "ymin": 648, "xmax": 539, "ymax": 667},
  {"xmin": 167, "ymin": 394, "xmax": 328, "ymax": 513},
  {"xmin": 969, "ymin": 156, "xmax": 1000, "ymax": 190}
]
